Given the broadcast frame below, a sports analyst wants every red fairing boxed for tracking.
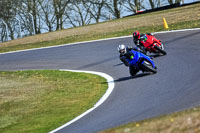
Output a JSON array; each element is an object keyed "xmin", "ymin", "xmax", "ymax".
[{"xmin": 140, "ymin": 34, "xmax": 162, "ymax": 53}]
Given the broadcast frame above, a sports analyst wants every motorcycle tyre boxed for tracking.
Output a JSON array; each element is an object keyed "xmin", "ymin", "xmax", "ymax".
[
  {"xmin": 141, "ymin": 61, "xmax": 157, "ymax": 74},
  {"xmin": 129, "ymin": 66, "xmax": 139, "ymax": 76},
  {"xmin": 154, "ymin": 45, "xmax": 167, "ymax": 55}
]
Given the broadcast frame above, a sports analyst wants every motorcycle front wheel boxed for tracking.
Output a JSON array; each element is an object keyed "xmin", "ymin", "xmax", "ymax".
[
  {"xmin": 129, "ymin": 66, "xmax": 139, "ymax": 76},
  {"xmin": 154, "ymin": 45, "xmax": 167, "ymax": 55},
  {"xmin": 141, "ymin": 61, "xmax": 157, "ymax": 73}
]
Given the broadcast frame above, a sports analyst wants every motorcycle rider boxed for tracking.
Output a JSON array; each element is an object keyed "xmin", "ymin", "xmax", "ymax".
[
  {"xmin": 117, "ymin": 44, "xmax": 137, "ymax": 66},
  {"xmin": 133, "ymin": 31, "xmax": 153, "ymax": 54}
]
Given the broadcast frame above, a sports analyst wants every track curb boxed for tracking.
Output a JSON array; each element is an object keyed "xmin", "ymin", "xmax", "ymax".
[{"xmin": 49, "ymin": 69, "xmax": 115, "ymax": 133}]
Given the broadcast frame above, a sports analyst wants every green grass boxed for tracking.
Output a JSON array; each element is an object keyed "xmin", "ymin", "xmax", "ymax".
[
  {"xmin": 0, "ymin": 70, "xmax": 107, "ymax": 133},
  {"xmin": 100, "ymin": 107, "xmax": 200, "ymax": 133}
]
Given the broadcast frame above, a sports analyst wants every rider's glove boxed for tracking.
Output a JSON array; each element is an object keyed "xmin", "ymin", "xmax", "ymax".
[{"xmin": 120, "ymin": 56, "xmax": 129, "ymax": 67}]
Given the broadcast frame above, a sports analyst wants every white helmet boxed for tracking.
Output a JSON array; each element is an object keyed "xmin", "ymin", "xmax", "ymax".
[{"xmin": 117, "ymin": 44, "xmax": 126, "ymax": 54}]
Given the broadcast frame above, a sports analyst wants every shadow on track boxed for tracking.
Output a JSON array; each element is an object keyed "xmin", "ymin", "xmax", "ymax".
[
  {"xmin": 149, "ymin": 54, "xmax": 164, "ymax": 58},
  {"xmin": 114, "ymin": 73, "xmax": 151, "ymax": 83},
  {"xmin": 101, "ymin": 72, "xmax": 151, "ymax": 85},
  {"xmin": 113, "ymin": 63, "xmax": 124, "ymax": 67}
]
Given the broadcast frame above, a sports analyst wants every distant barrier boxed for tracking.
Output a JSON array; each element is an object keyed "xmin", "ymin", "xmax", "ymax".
[{"xmin": 124, "ymin": 1, "xmax": 200, "ymax": 18}]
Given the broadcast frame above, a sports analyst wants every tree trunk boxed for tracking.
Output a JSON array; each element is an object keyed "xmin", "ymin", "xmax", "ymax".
[
  {"xmin": 149, "ymin": 0, "xmax": 155, "ymax": 9},
  {"xmin": 113, "ymin": 0, "xmax": 120, "ymax": 18}
]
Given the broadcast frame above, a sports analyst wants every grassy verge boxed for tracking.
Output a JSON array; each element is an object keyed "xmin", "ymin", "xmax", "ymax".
[
  {"xmin": 0, "ymin": 70, "xmax": 107, "ymax": 133},
  {"xmin": 100, "ymin": 107, "xmax": 200, "ymax": 133},
  {"xmin": 0, "ymin": 3, "xmax": 199, "ymax": 53}
]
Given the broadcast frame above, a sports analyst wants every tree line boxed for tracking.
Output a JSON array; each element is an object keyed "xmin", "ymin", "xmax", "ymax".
[{"xmin": 0, "ymin": 0, "xmax": 183, "ymax": 42}]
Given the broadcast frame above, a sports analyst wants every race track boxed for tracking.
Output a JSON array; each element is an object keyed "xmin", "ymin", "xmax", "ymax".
[{"xmin": 0, "ymin": 29, "xmax": 200, "ymax": 133}]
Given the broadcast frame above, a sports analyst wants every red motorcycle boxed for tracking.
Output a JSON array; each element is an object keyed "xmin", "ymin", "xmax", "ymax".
[{"xmin": 140, "ymin": 34, "xmax": 167, "ymax": 55}]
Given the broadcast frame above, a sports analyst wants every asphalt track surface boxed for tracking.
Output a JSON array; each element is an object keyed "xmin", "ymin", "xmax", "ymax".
[{"xmin": 0, "ymin": 29, "xmax": 200, "ymax": 133}]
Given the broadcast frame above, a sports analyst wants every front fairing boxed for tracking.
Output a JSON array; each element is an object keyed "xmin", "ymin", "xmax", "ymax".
[
  {"xmin": 141, "ymin": 34, "xmax": 154, "ymax": 48},
  {"xmin": 126, "ymin": 50, "xmax": 156, "ymax": 69},
  {"xmin": 141, "ymin": 34, "xmax": 162, "ymax": 53},
  {"xmin": 140, "ymin": 52, "xmax": 156, "ymax": 68},
  {"xmin": 126, "ymin": 50, "xmax": 140, "ymax": 67}
]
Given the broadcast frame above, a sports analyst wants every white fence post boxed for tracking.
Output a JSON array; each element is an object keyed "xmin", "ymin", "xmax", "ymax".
[
  {"xmin": 28, "ymin": 13, "xmax": 36, "ymax": 35},
  {"xmin": 15, "ymin": 17, "xmax": 22, "ymax": 38}
]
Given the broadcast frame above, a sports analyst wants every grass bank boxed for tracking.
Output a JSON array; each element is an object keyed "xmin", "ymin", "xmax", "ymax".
[
  {"xmin": 0, "ymin": 3, "xmax": 200, "ymax": 53},
  {"xmin": 100, "ymin": 107, "xmax": 200, "ymax": 133},
  {"xmin": 0, "ymin": 70, "xmax": 107, "ymax": 133}
]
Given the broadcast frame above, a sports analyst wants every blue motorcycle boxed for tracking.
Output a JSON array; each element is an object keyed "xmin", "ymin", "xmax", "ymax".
[{"xmin": 121, "ymin": 49, "xmax": 157, "ymax": 76}]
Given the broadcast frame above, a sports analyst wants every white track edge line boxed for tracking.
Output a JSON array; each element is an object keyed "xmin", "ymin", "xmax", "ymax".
[
  {"xmin": 48, "ymin": 69, "xmax": 115, "ymax": 133},
  {"xmin": 0, "ymin": 35, "xmax": 131, "ymax": 55},
  {"xmin": 1, "ymin": 28, "xmax": 200, "ymax": 55},
  {"xmin": 153, "ymin": 28, "xmax": 200, "ymax": 34}
]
